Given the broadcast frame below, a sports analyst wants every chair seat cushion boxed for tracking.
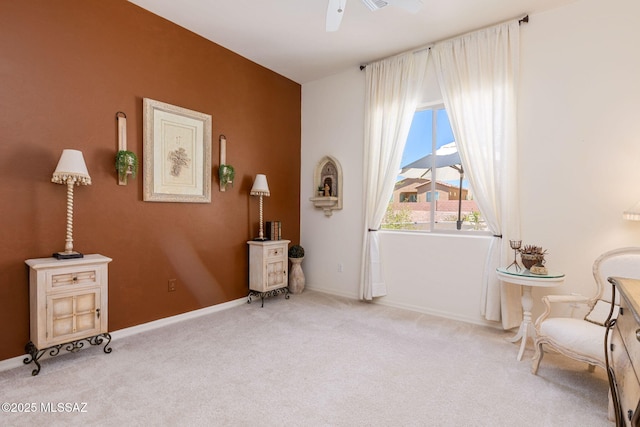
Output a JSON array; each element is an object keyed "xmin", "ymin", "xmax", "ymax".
[{"xmin": 539, "ymin": 317, "xmax": 608, "ymax": 364}]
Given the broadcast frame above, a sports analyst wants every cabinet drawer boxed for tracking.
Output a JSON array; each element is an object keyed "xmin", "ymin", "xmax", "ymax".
[
  {"xmin": 618, "ymin": 300, "xmax": 640, "ymax": 370},
  {"xmin": 47, "ymin": 267, "xmax": 99, "ymax": 290},
  {"xmin": 265, "ymin": 245, "xmax": 286, "ymax": 259}
]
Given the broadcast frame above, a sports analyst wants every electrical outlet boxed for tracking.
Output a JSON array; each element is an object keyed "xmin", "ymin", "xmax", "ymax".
[
  {"xmin": 338, "ymin": 263, "xmax": 343, "ymax": 273},
  {"xmin": 168, "ymin": 279, "xmax": 177, "ymax": 292}
]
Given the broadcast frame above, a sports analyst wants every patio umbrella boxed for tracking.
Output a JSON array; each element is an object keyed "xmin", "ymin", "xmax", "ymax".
[{"xmin": 399, "ymin": 142, "xmax": 465, "ymax": 229}]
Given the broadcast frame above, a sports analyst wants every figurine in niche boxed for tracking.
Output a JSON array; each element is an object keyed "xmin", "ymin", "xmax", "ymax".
[
  {"xmin": 320, "ymin": 162, "xmax": 337, "ymax": 197},
  {"xmin": 323, "ymin": 177, "xmax": 333, "ymax": 196}
]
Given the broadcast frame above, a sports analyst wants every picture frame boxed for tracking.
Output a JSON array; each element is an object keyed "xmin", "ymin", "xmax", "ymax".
[{"xmin": 143, "ymin": 98, "xmax": 212, "ymax": 203}]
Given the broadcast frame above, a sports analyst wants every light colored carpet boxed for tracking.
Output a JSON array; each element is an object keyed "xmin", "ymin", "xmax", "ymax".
[{"xmin": 0, "ymin": 290, "xmax": 611, "ymax": 426}]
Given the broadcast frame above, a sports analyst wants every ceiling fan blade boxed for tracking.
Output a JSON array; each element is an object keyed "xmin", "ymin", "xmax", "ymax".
[
  {"xmin": 361, "ymin": 0, "xmax": 387, "ymax": 11},
  {"xmin": 387, "ymin": 0, "xmax": 423, "ymax": 13},
  {"xmin": 326, "ymin": 0, "xmax": 346, "ymax": 32}
]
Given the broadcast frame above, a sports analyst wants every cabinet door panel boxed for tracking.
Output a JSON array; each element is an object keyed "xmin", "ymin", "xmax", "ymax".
[
  {"xmin": 52, "ymin": 316, "xmax": 74, "ymax": 338},
  {"xmin": 52, "ymin": 296, "xmax": 74, "ymax": 319},
  {"xmin": 47, "ymin": 289, "xmax": 101, "ymax": 345},
  {"xmin": 76, "ymin": 313, "xmax": 98, "ymax": 333},
  {"xmin": 266, "ymin": 259, "xmax": 286, "ymax": 289}
]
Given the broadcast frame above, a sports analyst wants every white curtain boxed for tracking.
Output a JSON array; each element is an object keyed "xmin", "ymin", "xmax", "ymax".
[
  {"xmin": 359, "ymin": 50, "xmax": 429, "ymax": 300},
  {"xmin": 431, "ymin": 21, "xmax": 522, "ymax": 329}
]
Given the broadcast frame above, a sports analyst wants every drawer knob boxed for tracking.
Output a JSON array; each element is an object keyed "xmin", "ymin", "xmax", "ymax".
[{"xmin": 636, "ymin": 329, "xmax": 640, "ymax": 342}]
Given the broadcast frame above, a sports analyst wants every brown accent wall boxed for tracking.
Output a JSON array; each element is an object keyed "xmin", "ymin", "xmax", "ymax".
[{"xmin": 0, "ymin": 1, "xmax": 301, "ymax": 360}]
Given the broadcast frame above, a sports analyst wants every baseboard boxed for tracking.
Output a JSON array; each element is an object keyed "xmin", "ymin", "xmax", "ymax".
[
  {"xmin": 110, "ymin": 296, "xmax": 246, "ymax": 340},
  {"xmin": 0, "ymin": 296, "xmax": 247, "ymax": 374},
  {"xmin": 306, "ymin": 284, "xmax": 500, "ymax": 329},
  {"xmin": 304, "ymin": 284, "xmax": 359, "ymax": 300},
  {"xmin": 372, "ymin": 298, "xmax": 500, "ymax": 329},
  {"xmin": 0, "ymin": 354, "xmax": 26, "ymax": 374}
]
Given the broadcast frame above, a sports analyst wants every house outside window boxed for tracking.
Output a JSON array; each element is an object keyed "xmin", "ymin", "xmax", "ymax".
[{"xmin": 382, "ymin": 105, "xmax": 487, "ymax": 232}]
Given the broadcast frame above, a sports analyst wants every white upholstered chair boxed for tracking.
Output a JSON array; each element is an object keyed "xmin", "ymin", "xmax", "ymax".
[{"xmin": 531, "ymin": 247, "xmax": 640, "ymax": 375}]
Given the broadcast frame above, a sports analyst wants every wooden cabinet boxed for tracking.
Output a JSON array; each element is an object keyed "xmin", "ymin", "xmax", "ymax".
[
  {"xmin": 247, "ymin": 240, "xmax": 289, "ymax": 306},
  {"xmin": 607, "ymin": 277, "xmax": 640, "ymax": 426},
  {"xmin": 247, "ymin": 240, "xmax": 289, "ymax": 292},
  {"xmin": 24, "ymin": 254, "xmax": 112, "ymax": 375}
]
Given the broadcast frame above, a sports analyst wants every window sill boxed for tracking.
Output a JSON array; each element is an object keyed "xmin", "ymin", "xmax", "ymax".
[{"xmin": 378, "ymin": 229, "xmax": 494, "ymax": 239}]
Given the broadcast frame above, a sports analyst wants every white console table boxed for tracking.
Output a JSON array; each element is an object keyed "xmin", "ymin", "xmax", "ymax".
[{"xmin": 496, "ymin": 267, "xmax": 565, "ymax": 361}]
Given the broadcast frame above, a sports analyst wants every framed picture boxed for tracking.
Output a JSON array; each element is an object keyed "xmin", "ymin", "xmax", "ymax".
[{"xmin": 143, "ymin": 98, "xmax": 212, "ymax": 203}]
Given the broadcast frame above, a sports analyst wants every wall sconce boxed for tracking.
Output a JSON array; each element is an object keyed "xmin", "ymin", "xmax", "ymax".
[
  {"xmin": 115, "ymin": 111, "xmax": 138, "ymax": 185},
  {"xmin": 250, "ymin": 174, "xmax": 270, "ymax": 240},
  {"xmin": 219, "ymin": 135, "xmax": 235, "ymax": 191},
  {"xmin": 51, "ymin": 149, "xmax": 91, "ymax": 259}
]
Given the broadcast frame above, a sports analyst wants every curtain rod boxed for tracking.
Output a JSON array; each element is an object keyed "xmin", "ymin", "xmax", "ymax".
[{"xmin": 359, "ymin": 14, "xmax": 529, "ymax": 71}]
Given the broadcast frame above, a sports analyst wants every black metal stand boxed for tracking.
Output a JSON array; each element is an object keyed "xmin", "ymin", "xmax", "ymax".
[
  {"xmin": 247, "ymin": 287, "xmax": 290, "ymax": 307},
  {"xmin": 23, "ymin": 333, "xmax": 112, "ymax": 376}
]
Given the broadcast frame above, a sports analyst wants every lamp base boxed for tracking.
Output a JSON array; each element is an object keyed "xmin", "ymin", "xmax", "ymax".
[
  {"xmin": 52, "ymin": 251, "xmax": 84, "ymax": 259},
  {"xmin": 253, "ymin": 237, "xmax": 268, "ymax": 241}
]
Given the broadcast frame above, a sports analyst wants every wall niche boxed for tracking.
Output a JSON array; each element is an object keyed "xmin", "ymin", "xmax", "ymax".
[{"xmin": 309, "ymin": 155, "xmax": 343, "ymax": 216}]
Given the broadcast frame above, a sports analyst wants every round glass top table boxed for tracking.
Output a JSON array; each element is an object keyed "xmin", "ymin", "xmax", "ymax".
[{"xmin": 496, "ymin": 267, "xmax": 565, "ymax": 361}]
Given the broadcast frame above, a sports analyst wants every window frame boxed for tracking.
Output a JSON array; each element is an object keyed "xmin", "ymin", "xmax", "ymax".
[{"xmin": 383, "ymin": 102, "xmax": 490, "ymax": 236}]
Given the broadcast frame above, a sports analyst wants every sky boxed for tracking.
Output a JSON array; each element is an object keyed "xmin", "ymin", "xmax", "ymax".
[
  {"xmin": 400, "ymin": 108, "xmax": 455, "ymax": 168},
  {"xmin": 398, "ymin": 108, "xmax": 469, "ymax": 189}
]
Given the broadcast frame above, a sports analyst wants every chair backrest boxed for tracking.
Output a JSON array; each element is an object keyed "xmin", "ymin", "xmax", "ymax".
[{"xmin": 593, "ymin": 247, "xmax": 640, "ymax": 304}]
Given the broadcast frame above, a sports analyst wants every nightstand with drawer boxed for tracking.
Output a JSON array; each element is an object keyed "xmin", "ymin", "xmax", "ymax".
[
  {"xmin": 247, "ymin": 240, "xmax": 290, "ymax": 307},
  {"xmin": 24, "ymin": 254, "xmax": 112, "ymax": 375}
]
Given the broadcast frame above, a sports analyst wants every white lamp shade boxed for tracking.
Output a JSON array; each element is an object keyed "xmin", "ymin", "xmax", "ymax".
[
  {"xmin": 52, "ymin": 149, "xmax": 91, "ymax": 185},
  {"xmin": 624, "ymin": 201, "xmax": 640, "ymax": 221},
  {"xmin": 250, "ymin": 174, "xmax": 270, "ymax": 196}
]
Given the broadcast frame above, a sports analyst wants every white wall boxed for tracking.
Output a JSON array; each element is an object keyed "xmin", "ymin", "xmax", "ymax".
[
  {"xmin": 518, "ymin": 0, "xmax": 640, "ymax": 312},
  {"xmin": 301, "ymin": 68, "xmax": 366, "ymax": 299},
  {"xmin": 301, "ymin": 0, "xmax": 640, "ymax": 326}
]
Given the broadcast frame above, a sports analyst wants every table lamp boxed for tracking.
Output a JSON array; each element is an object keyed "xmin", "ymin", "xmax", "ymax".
[
  {"xmin": 624, "ymin": 200, "xmax": 640, "ymax": 221},
  {"xmin": 51, "ymin": 149, "xmax": 91, "ymax": 259},
  {"xmin": 250, "ymin": 174, "xmax": 270, "ymax": 240}
]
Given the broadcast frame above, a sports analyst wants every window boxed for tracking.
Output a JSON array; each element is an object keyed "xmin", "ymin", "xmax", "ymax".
[
  {"xmin": 400, "ymin": 193, "xmax": 417, "ymax": 203},
  {"xmin": 425, "ymin": 192, "xmax": 439, "ymax": 202},
  {"xmin": 381, "ymin": 105, "xmax": 487, "ymax": 232}
]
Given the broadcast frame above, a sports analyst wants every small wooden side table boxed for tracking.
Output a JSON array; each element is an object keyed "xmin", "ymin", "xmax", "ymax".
[
  {"xmin": 24, "ymin": 254, "xmax": 112, "ymax": 375},
  {"xmin": 247, "ymin": 240, "xmax": 290, "ymax": 307},
  {"xmin": 497, "ymin": 267, "xmax": 565, "ymax": 361}
]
